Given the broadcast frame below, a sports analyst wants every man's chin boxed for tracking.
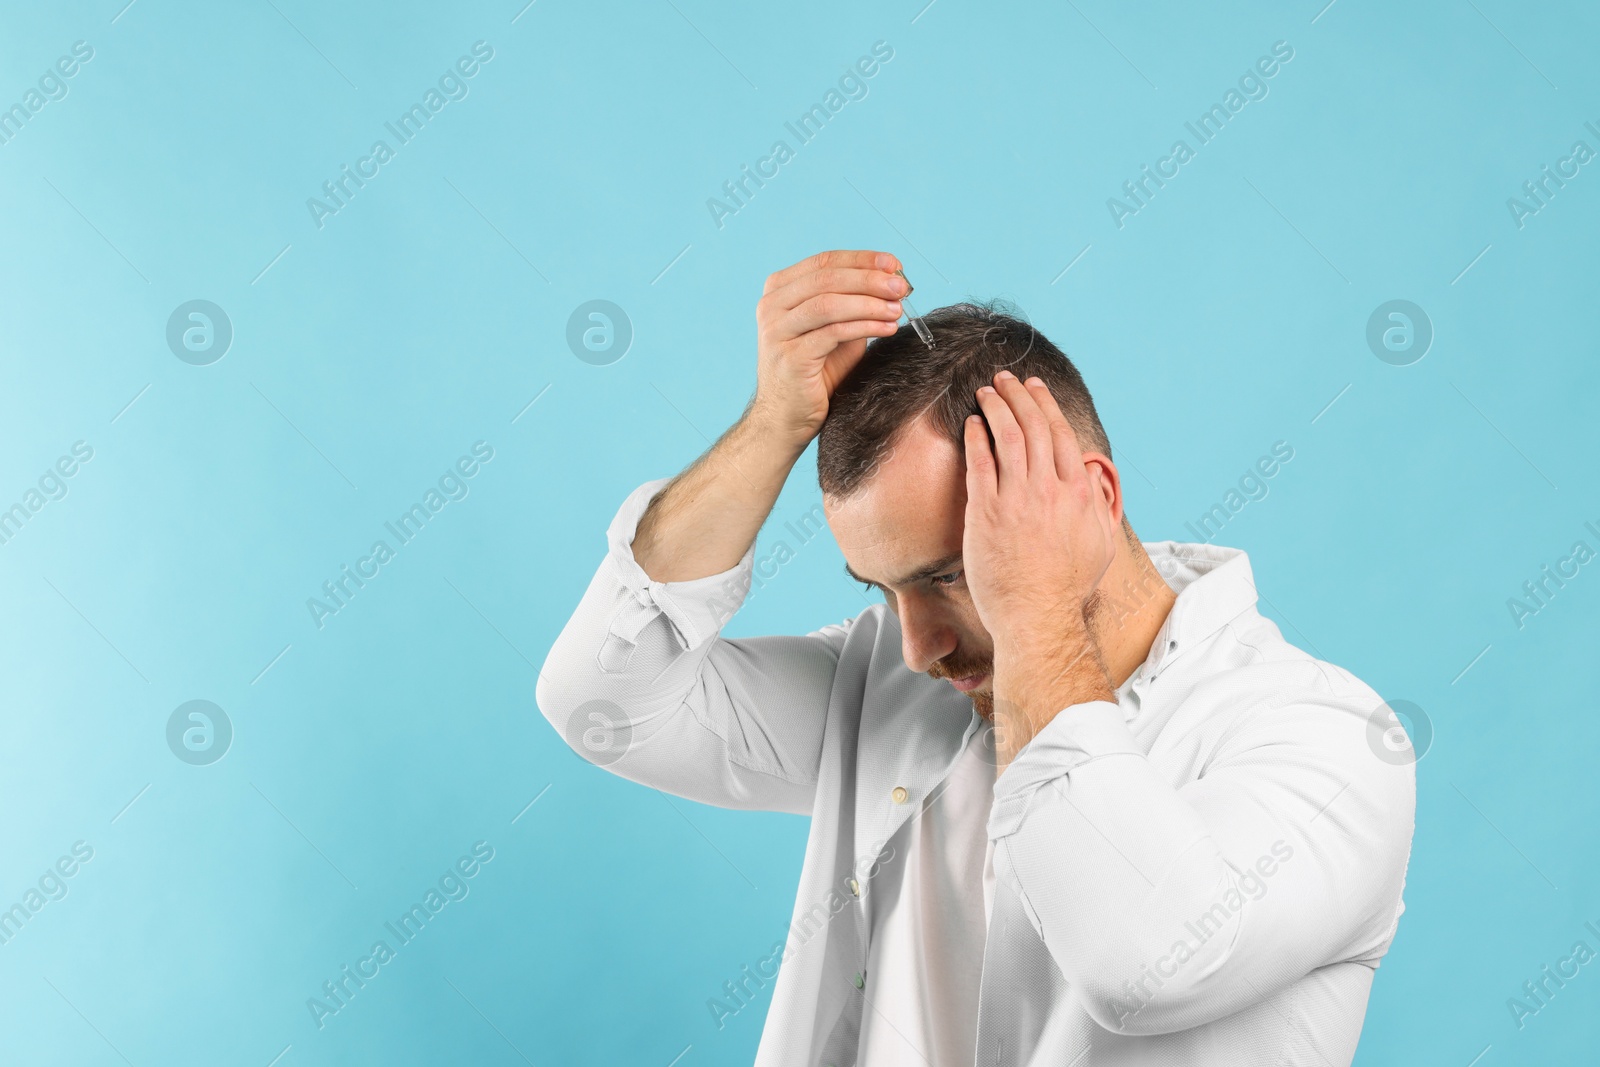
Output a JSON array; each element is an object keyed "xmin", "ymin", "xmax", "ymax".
[{"xmin": 971, "ymin": 690, "xmax": 993, "ymax": 721}]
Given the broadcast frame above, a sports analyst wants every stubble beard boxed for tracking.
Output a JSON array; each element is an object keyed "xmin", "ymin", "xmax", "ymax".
[
  {"xmin": 971, "ymin": 689, "xmax": 994, "ymax": 721},
  {"xmin": 965, "ymin": 589, "xmax": 1104, "ymax": 724}
]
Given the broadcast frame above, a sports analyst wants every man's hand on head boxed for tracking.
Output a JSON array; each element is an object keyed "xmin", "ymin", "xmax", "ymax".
[
  {"xmin": 633, "ymin": 249, "xmax": 905, "ymax": 585},
  {"xmin": 962, "ymin": 371, "xmax": 1120, "ymax": 766},
  {"xmin": 751, "ymin": 249, "xmax": 909, "ymax": 446}
]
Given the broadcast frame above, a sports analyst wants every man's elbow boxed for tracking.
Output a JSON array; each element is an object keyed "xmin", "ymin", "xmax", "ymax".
[
  {"xmin": 536, "ymin": 666, "xmax": 614, "ymax": 765},
  {"xmin": 533, "ymin": 669, "xmax": 562, "ymax": 729}
]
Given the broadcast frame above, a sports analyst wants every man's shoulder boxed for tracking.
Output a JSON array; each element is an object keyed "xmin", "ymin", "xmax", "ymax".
[
  {"xmin": 1167, "ymin": 605, "xmax": 1389, "ymax": 738},
  {"xmin": 1227, "ymin": 609, "xmax": 1380, "ymax": 699},
  {"xmin": 1164, "ymin": 608, "xmax": 1416, "ymax": 823}
]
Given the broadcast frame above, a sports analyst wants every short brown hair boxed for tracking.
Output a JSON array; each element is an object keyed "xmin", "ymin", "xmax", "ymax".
[{"xmin": 816, "ymin": 299, "xmax": 1112, "ymax": 499}]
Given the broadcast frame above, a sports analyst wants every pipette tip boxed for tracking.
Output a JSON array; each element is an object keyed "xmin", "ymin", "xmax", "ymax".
[{"xmin": 894, "ymin": 269, "xmax": 935, "ymax": 349}]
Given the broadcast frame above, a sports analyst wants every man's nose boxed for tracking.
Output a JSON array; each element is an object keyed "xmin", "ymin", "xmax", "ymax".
[{"xmin": 897, "ymin": 595, "xmax": 956, "ymax": 674}]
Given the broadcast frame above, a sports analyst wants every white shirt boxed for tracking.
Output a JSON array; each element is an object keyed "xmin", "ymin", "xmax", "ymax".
[
  {"xmin": 857, "ymin": 724, "xmax": 996, "ymax": 1066},
  {"xmin": 536, "ymin": 477, "xmax": 1416, "ymax": 1066}
]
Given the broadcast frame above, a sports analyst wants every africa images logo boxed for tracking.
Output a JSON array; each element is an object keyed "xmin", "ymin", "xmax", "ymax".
[
  {"xmin": 306, "ymin": 42, "xmax": 495, "ymax": 229},
  {"xmin": 306, "ymin": 841, "xmax": 496, "ymax": 1030},
  {"xmin": 166, "ymin": 700, "xmax": 233, "ymax": 766}
]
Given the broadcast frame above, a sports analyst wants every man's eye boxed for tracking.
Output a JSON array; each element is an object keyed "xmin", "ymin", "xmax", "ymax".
[{"xmin": 932, "ymin": 570, "xmax": 963, "ymax": 588}]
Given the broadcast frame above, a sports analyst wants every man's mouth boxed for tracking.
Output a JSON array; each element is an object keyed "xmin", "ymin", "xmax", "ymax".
[{"xmin": 947, "ymin": 671, "xmax": 988, "ymax": 693}]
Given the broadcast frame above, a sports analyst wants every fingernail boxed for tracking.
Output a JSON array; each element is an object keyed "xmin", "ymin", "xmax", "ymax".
[
  {"xmin": 877, "ymin": 253, "xmax": 896, "ymax": 270},
  {"xmin": 1025, "ymin": 376, "xmax": 1043, "ymax": 386},
  {"xmin": 996, "ymin": 370, "xmax": 1015, "ymax": 381},
  {"xmin": 887, "ymin": 301, "xmax": 902, "ymax": 314}
]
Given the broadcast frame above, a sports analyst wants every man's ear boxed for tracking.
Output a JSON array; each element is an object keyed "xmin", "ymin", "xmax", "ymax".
[{"xmin": 1083, "ymin": 453, "xmax": 1124, "ymax": 528}]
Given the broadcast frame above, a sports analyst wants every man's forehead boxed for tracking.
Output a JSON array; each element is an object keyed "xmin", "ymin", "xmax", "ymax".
[{"xmin": 824, "ymin": 415, "xmax": 966, "ymax": 587}]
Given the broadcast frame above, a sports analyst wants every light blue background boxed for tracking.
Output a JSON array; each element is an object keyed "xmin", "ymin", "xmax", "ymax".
[{"xmin": 1, "ymin": 0, "xmax": 1596, "ymax": 1063}]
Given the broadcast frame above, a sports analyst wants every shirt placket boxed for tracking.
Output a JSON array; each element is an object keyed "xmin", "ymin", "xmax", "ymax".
[{"xmin": 820, "ymin": 716, "xmax": 982, "ymax": 1065}]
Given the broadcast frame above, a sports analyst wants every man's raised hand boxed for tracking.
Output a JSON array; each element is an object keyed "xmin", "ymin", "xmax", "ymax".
[{"xmin": 751, "ymin": 250, "xmax": 908, "ymax": 445}]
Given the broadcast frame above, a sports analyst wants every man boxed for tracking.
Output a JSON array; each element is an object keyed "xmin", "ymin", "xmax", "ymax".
[{"xmin": 537, "ymin": 250, "xmax": 1415, "ymax": 1065}]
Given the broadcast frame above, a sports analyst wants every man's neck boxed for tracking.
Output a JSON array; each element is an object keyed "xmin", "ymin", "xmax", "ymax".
[{"xmin": 1088, "ymin": 536, "xmax": 1178, "ymax": 689}]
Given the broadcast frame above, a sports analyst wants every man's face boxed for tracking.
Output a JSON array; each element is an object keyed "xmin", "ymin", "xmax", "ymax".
[{"xmin": 824, "ymin": 415, "xmax": 997, "ymax": 719}]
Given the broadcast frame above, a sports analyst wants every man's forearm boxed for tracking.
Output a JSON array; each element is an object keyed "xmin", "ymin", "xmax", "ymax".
[{"xmin": 632, "ymin": 399, "xmax": 812, "ymax": 584}]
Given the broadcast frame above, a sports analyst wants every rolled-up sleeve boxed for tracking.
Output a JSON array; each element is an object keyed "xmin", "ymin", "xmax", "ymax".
[
  {"xmin": 536, "ymin": 477, "xmax": 854, "ymax": 816},
  {"xmin": 987, "ymin": 665, "xmax": 1415, "ymax": 1036}
]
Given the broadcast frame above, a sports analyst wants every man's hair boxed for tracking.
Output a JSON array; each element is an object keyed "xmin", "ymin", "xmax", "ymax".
[{"xmin": 816, "ymin": 299, "xmax": 1112, "ymax": 499}]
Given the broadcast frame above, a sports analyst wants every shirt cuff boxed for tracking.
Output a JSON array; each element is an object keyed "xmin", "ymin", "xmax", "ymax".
[
  {"xmin": 987, "ymin": 699, "xmax": 1142, "ymax": 841},
  {"xmin": 602, "ymin": 477, "xmax": 758, "ymax": 657}
]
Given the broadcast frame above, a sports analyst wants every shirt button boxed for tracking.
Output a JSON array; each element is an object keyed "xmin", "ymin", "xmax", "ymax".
[
  {"xmin": 849, "ymin": 878, "xmax": 860, "ymax": 896},
  {"xmin": 891, "ymin": 786, "xmax": 908, "ymax": 804},
  {"xmin": 853, "ymin": 972, "xmax": 865, "ymax": 989}
]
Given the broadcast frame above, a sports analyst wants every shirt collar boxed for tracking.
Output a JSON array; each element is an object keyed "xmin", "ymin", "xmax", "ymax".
[{"xmin": 1137, "ymin": 540, "xmax": 1261, "ymax": 680}]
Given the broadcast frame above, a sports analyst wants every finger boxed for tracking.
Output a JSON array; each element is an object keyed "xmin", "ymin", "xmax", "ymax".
[
  {"xmin": 763, "ymin": 250, "xmax": 901, "ymax": 295},
  {"xmin": 991, "ymin": 372, "xmax": 1056, "ymax": 483},
  {"xmin": 1023, "ymin": 376, "xmax": 1087, "ymax": 482},
  {"xmin": 779, "ymin": 293, "xmax": 903, "ymax": 338},
  {"xmin": 768, "ymin": 266, "xmax": 909, "ymax": 313},
  {"xmin": 974, "ymin": 382, "xmax": 1027, "ymax": 492},
  {"xmin": 963, "ymin": 413, "xmax": 996, "ymax": 503},
  {"xmin": 787, "ymin": 318, "xmax": 900, "ymax": 364}
]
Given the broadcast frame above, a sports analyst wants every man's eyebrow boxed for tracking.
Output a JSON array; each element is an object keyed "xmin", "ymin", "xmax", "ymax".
[{"xmin": 843, "ymin": 551, "xmax": 964, "ymax": 590}]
